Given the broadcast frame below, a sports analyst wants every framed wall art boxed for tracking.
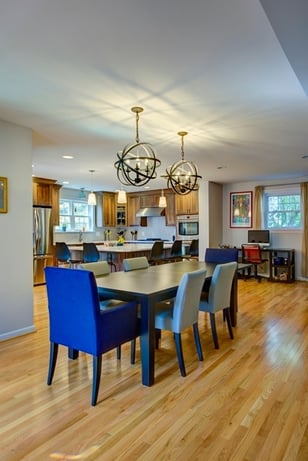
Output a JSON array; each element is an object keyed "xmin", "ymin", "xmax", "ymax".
[
  {"xmin": 230, "ymin": 191, "xmax": 252, "ymax": 228},
  {"xmin": 0, "ymin": 177, "xmax": 8, "ymax": 213}
]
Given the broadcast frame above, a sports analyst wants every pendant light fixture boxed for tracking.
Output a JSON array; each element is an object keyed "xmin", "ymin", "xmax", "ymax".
[
  {"xmin": 162, "ymin": 131, "xmax": 202, "ymax": 195},
  {"xmin": 114, "ymin": 106, "xmax": 161, "ymax": 187},
  {"xmin": 158, "ymin": 189, "xmax": 167, "ymax": 208},
  {"xmin": 117, "ymin": 188, "xmax": 127, "ymax": 204},
  {"xmin": 87, "ymin": 169, "xmax": 97, "ymax": 206}
]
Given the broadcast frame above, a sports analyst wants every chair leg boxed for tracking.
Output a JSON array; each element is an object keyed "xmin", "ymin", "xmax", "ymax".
[
  {"xmin": 193, "ymin": 323, "xmax": 203, "ymax": 361},
  {"xmin": 47, "ymin": 342, "xmax": 58, "ymax": 385},
  {"xmin": 174, "ymin": 332, "xmax": 186, "ymax": 377},
  {"xmin": 117, "ymin": 345, "xmax": 121, "ymax": 360},
  {"xmin": 130, "ymin": 339, "xmax": 136, "ymax": 364},
  {"xmin": 155, "ymin": 328, "xmax": 161, "ymax": 349},
  {"xmin": 92, "ymin": 355, "xmax": 102, "ymax": 406},
  {"xmin": 209, "ymin": 313, "xmax": 219, "ymax": 349},
  {"xmin": 224, "ymin": 308, "xmax": 234, "ymax": 340}
]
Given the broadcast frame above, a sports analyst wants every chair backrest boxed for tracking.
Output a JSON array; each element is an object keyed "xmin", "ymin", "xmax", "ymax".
[
  {"xmin": 79, "ymin": 261, "xmax": 110, "ymax": 277},
  {"xmin": 205, "ymin": 247, "xmax": 238, "ymax": 264},
  {"xmin": 170, "ymin": 240, "xmax": 182, "ymax": 257},
  {"xmin": 241, "ymin": 244, "xmax": 262, "ymax": 263},
  {"xmin": 83, "ymin": 242, "xmax": 100, "ymax": 263},
  {"xmin": 55, "ymin": 242, "xmax": 71, "ymax": 262},
  {"xmin": 45, "ymin": 266, "xmax": 139, "ymax": 358},
  {"xmin": 123, "ymin": 256, "xmax": 149, "ymax": 271},
  {"xmin": 189, "ymin": 239, "xmax": 199, "ymax": 257},
  {"xmin": 150, "ymin": 241, "xmax": 164, "ymax": 261},
  {"xmin": 172, "ymin": 268, "xmax": 207, "ymax": 333},
  {"xmin": 44, "ymin": 266, "xmax": 102, "ymax": 355},
  {"xmin": 206, "ymin": 262, "xmax": 237, "ymax": 313}
]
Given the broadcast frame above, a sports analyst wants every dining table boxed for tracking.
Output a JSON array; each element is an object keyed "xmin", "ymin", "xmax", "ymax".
[{"xmin": 95, "ymin": 259, "xmax": 245, "ymax": 387}]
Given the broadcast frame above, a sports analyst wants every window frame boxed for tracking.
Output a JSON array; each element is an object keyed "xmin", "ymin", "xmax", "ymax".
[
  {"xmin": 58, "ymin": 198, "xmax": 94, "ymax": 232},
  {"xmin": 263, "ymin": 185, "xmax": 301, "ymax": 230}
]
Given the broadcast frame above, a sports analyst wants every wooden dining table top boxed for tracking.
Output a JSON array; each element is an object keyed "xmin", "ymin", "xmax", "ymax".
[{"xmin": 95, "ymin": 259, "xmax": 211, "ymax": 294}]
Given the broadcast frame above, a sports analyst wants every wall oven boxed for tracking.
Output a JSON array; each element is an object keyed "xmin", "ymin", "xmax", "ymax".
[{"xmin": 176, "ymin": 215, "xmax": 199, "ymax": 241}]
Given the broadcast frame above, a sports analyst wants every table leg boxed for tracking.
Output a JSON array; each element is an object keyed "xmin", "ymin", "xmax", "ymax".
[{"xmin": 139, "ymin": 296, "xmax": 155, "ymax": 386}]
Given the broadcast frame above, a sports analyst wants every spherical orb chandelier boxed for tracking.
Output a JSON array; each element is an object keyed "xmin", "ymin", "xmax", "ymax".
[
  {"xmin": 162, "ymin": 131, "xmax": 202, "ymax": 195},
  {"xmin": 114, "ymin": 107, "xmax": 161, "ymax": 187}
]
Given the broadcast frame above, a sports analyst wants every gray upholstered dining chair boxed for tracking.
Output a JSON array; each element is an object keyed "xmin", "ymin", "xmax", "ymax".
[
  {"xmin": 79, "ymin": 261, "xmax": 121, "ymax": 305},
  {"xmin": 80, "ymin": 261, "xmax": 134, "ymax": 361},
  {"xmin": 154, "ymin": 268, "xmax": 207, "ymax": 377},
  {"xmin": 199, "ymin": 261, "xmax": 237, "ymax": 349},
  {"xmin": 123, "ymin": 256, "xmax": 149, "ymax": 271}
]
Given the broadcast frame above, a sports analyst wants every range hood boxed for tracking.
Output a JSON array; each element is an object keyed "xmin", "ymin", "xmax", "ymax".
[{"xmin": 136, "ymin": 207, "xmax": 165, "ymax": 218}]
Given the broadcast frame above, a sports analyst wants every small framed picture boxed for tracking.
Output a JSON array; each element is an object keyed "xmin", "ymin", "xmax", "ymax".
[
  {"xmin": 0, "ymin": 177, "xmax": 8, "ymax": 213},
  {"xmin": 230, "ymin": 191, "xmax": 252, "ymax": 228}
]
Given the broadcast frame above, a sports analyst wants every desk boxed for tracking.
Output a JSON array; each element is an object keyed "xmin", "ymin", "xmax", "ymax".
[{"xmin": 96, "ymin": 260, "xmax": 244, "ymax": 387}]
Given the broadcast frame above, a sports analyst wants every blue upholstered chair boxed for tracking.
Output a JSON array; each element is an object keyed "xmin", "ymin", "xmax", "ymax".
[
  {"xmin": 204, "ymin": 247, "xmax": 238, "ymax": 264},
  {"xmin": 82, "ymin": 242, "xmax": 100, "ymax": 263},
  {"xmin": 203, "ymin": 247, "xmax": 238, "ymax": 292},
  {"xmin": 199, "ymin": 262, "xmax": 237, "ymax": 349},
  {"xmin": 44, "ymin": 266, "xmax": 139, "ymax": 406},
  {"xmin": 154, "ymin": 268, "xmax": 207, "ymax": 377}
]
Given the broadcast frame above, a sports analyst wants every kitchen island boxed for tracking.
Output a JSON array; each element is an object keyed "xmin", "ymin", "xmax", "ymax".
[{"xmin": 68, "ymin": 241, "xmax": 174, "ymax": 270}]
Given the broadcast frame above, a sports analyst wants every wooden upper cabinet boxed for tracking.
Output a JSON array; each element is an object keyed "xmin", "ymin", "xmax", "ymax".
[
  {"xmin": 175, "ymin": 190, "xmax": 199, "ymax": 215},
  {"xmin": 140, "ymin": 192, "xmax": 161, "ymax": 208},
  {"xmin": 103, "ymin": 192, "xmax": 116, "ymax": 227},
  {"xmin": 50, "ymin": 184, "xmax": 62, "ymax": 226},
  {"xmin": 165, "ymin": 191, "xmax": 176, "ymax": 226},
  {"xmin": 32, "ymin": 177, "xmax": 61, "ymax": 225},
  {"xmin": 127, "ymin": 194, "xmax": 141, "ymax": 226}
]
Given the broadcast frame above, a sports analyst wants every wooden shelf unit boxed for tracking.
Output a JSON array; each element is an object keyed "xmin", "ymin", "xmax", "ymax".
[{"xmin": 269, "ymin": 248, "xmax": 295, "ymax": 283}]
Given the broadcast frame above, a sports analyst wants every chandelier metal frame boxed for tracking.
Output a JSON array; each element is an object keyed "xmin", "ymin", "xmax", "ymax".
[
  {"xmin": 114, "ymin": 106, "xmax": 161, "ymax": 187},
  {"xmin": 162, "ymin": 131, "xmax": 202, "ymax": 195}
]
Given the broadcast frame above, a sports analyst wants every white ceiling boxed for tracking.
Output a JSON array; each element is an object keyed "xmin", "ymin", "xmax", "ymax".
[{"xmin": 1, "ymin": 0, "xmax": 308, "ymax": 192}]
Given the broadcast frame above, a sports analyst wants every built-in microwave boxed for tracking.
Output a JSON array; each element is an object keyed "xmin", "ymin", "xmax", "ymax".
[{"xmin": 176, "ymin": 215, "xmax": 199, "ymax": 241}]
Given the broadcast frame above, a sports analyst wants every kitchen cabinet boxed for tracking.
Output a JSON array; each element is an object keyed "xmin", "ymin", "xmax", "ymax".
[
  {"xmin": 103, "ymin": 192, "xmax": 116, "ymax": 227},
  {"xmin": 32, "ymin": 177, "xmax": 61, "ymax": 225},
  {"xmin": 165, "ymin": 191, "xmax": 176, "ymax": 226},
  {"xmin": 127, "ymin": 194, "xmax": 141, "ymax": 226},
  {"xmin": 140, "ymin": 192, "xmax": 161, "ymax": 208},
  {"xmin": 175, "ymin": 190, "xmax": 199, "ymax": 215}
]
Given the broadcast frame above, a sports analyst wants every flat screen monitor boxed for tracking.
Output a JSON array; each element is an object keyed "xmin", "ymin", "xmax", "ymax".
[{"xmin": 248, "ymin": 230, "xmax": 270, "ymax": 246}]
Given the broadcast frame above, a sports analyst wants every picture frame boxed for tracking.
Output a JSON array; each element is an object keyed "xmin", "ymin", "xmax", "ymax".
[
  {"xmin": 0, "ymin": 177, "xmax": 8, "ymax": 213},
  {"xmin": 230, "ymin": 191, "xmax": 252, "ymax": 228}
]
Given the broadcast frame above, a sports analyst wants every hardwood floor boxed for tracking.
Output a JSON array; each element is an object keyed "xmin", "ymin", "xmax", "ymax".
[{"xmin": 1, "ymin": 279, "xmax": 307, "ymax": 460}]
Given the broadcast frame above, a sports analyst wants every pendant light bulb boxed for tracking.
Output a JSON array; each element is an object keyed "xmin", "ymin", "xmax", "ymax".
[{"xmin": 88, "ymin": 170, "xmax": 97, "ymax": 206}]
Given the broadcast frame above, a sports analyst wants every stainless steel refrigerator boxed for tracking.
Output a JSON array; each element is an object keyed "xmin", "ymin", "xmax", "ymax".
[{"xmin": 33, "ymin": 205, "xmax": 54, "ymax": 285}]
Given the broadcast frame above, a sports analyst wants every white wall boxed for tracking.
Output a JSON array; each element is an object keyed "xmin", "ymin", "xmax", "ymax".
[
  {"xmin": 222, "ymin": 180, "xmax": 308, "ymax": 281},
  {"xmin": 0, "ymin": 120, "xmax": 34, "ymax": 340}
]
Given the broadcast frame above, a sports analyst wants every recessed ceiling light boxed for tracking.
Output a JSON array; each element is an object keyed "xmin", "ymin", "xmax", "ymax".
[
  {"xmin": 62, "ymin": 181, "xmax": 69, "ymax": 185},
  {"xmin": 62, "ymin": 155, "xmax": 74, "ymax": 159}
]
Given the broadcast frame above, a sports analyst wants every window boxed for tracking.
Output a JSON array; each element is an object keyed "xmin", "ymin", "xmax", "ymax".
[
  {"xmin": 264, "ymin": 186, "xmax": 301, "ymax": 229},
  {"xmin": 59, "ymin": 199, "xmax": 94, "ymax": 231}
]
